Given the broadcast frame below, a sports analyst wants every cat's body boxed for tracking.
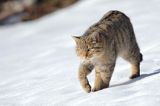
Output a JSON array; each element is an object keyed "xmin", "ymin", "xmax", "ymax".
[{"xmin": 73, "ymin": 10, "xmax": 143, "ymax": 93}]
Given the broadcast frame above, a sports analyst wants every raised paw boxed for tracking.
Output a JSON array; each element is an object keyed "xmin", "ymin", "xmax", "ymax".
[{"xmin": 84, "ymin": 85, "xmax": 91, "ymax": 93}]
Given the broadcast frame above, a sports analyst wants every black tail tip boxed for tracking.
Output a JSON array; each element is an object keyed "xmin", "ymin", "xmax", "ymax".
[{"xmin": 140, "ymin": 53, "xmax": 143, "ymax": 62}]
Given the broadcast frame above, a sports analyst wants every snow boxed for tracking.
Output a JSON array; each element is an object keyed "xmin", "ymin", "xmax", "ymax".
[{"xmin": 0, "ymin": 0, "xmax": 160, "ymax": 105}]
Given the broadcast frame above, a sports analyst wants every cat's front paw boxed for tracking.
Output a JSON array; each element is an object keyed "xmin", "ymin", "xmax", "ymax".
[
  {"xmin": 84, "ymin": 85, "xmax": 91, "ymax": 93},
  {"xmin": 91, "ymin": 88, "xmax": 98, "ymax": 92},
  {"xmin": 91, "ymin": 87, "xmax": 102, "ymax": 92}
]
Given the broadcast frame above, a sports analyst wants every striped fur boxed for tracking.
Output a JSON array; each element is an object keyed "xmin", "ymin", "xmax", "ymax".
[{"xmin": 73, "ymin": 10, "xmax": 143, "ymax": 93}]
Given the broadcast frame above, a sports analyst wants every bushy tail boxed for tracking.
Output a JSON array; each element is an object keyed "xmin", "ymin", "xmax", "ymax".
[{"xmin": 140, "ymin": 53, "xmax": 143, "ymax": 62}]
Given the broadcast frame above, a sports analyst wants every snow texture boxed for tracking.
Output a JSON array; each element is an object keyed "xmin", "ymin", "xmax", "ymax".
[{"xmin": 0, "ymin": 0, "xmax": 160, "ymax": 106}]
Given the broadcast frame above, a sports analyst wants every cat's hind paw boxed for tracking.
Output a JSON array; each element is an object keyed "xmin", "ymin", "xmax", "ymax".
[{"xmin": 129, "ymin": 74, "xmax": 140, "ymax": 79}]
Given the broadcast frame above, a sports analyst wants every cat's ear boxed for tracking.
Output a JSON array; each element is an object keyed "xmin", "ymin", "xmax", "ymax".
[{"xmin": 72, "ymin": 36, "xmax": 81, "ymax": 43}]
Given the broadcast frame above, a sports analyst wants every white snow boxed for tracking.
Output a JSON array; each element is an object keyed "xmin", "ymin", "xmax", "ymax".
[{"xmin": 0, "ymin": 0, "xmax": 160, "ymax": 105}]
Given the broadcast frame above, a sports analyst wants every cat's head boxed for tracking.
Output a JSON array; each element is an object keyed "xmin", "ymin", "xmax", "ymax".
[{"xmin": 73, "ymin": 32, "xmax": 105, "ymax": 60}]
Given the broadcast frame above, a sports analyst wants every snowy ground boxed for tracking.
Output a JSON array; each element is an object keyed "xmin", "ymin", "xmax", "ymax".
[{"xmin": 0, "ymin": 0, "xmax": 160, "ymax": 106}]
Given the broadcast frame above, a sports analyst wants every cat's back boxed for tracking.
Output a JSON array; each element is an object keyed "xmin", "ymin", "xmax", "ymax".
[
  {"xmin": 83, "ymin": 10, "xmax": 139, "ymax": 55},
  {"xmin": 100, "ymin": 10, "xmax": 130, "ymax": 23},
  {"xmin": 83, "ymin": 10, "xmax": 131, "ymax": 37}
]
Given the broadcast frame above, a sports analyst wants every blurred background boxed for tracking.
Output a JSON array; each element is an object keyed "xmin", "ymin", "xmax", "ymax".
[{"xmin": 0, "ymin": 0, "xmax": 78, "ymax": 25}]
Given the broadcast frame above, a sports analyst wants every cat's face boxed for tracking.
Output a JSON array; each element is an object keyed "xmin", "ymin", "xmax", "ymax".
[{"xmin": 73, "ymin": 33, "xmax": 104, "ymax": 60}]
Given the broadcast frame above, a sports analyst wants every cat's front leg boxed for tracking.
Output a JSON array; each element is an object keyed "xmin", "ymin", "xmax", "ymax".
[
  {"xmin": 100, "ymin": 71, "xmax": 112, "ymax": 89},
  {"xmin": 92, "ymin": 70, "xmax": 104, "ymax": 92},
  {"xmin": 100, "ymin": 63, "xmax": 115, "ymax": 89},
  {"xmin": 78, "ymin": 63, "xmax": 93, "ymax": 93},
  {"xmin": 92, "ymin": 63, "xmax": 115, "ymax": 92}
]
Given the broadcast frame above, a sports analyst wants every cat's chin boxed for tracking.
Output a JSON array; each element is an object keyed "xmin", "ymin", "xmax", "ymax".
[
  {"xmin": 80, "ymin": 57, "xmax": 89, "ymax": 62},
  {"xmin": 79, "ymin": 57, "xmax": 92, "ymax": 64}
]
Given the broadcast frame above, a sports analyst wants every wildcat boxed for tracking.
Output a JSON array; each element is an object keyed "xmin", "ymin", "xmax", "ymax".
[{"xmin": 73, "ymin": 10, "xmax": 143, "ymax": 93}]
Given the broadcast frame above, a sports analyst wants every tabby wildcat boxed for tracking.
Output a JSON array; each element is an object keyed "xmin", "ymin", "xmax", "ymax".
[{"xmin": 73, "ymin": 10, "xmax": 143, "ymax": 93}]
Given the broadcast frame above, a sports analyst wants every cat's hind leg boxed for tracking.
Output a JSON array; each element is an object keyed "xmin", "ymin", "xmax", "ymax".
[
  {"xmin": 130, "ymin": 53, "xmax": 143, "ymax": 79},
  {"xmin": 123, "ymin": 53, "xmax": 143, "ymax": 79},
  {"xmin": 130, "ymin": 63, "xmax": 140, "ymax": 79}
]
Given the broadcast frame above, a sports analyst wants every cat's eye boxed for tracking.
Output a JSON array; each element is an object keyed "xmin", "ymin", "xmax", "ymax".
[{"xmin": 94, "ymin": 47, "xmax": 101, "ymax": 49}]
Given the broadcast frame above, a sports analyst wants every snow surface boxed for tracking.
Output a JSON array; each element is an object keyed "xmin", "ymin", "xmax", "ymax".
[{"xmin": 0, "ymin": 0, "xmax": 160, "ymax": 105}]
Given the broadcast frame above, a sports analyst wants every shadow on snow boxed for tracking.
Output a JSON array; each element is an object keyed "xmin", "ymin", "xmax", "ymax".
[{"xmin": 110, "ymin": 69, "xmax": 160, "ymax": 88}]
